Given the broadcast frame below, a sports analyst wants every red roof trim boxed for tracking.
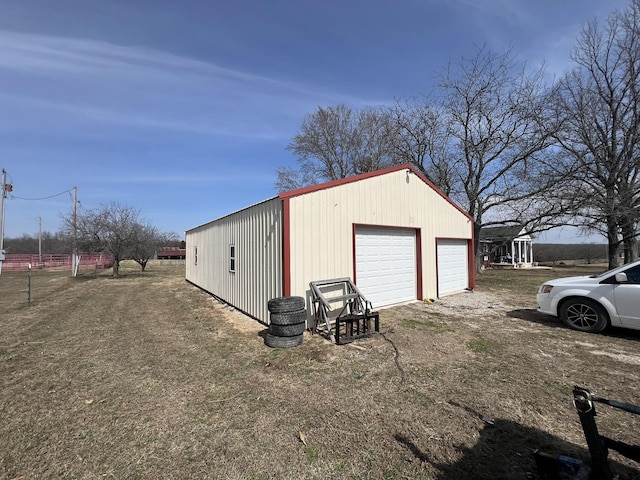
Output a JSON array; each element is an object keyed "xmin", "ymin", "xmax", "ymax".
[
  {"xmin": 282, "ymin": 197, "xmax": 291, "ymax": 296},
  {"xmin": 278, "ymin": 163, "xmax": 473, "ymax": 223}
]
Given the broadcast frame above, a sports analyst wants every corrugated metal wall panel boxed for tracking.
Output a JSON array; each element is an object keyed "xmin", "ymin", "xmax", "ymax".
[
  {"xmin": 185, "ymin": 197, "xmax": 283, "ymax": 323},
  {"xmin": 287, "ymin": 169, "xmax": 472, "ymax": 302}
]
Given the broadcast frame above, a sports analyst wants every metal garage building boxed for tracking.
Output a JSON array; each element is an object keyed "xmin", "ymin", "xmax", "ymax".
[{"xmin": 185, "ymin": 164, "xmax": 475, "ymax": 324}]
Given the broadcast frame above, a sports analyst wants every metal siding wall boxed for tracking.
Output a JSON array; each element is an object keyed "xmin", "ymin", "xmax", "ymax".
[
  {"xmin": 185, "ymin": 198, "xmax": 283, "ymax": 323},
  {"xmin": 288, "ymin": 169, "xmax": 472, "ymax": 302}
]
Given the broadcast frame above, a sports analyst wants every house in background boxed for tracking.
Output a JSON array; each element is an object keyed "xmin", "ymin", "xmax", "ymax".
[
  {"xmin": 185, "ymin": 164, "xmax": 475, "ymax": 325},
  {"xmin": 479, "ymin": 225, "xmax": 534, "ymax": 268}
]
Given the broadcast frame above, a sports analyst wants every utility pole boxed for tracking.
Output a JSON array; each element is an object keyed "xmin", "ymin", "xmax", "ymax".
[
  {"xmin": 0, "ymin": 169, "xmax": 8, "ymax": 276},
  {"xmin": 38, "ymin": 216, "xmax": 42, "ymax": 266},
  {"xmin": 1, "ymin": 169, "xmax": 6, "ymax": 252},
  {"xmin": 72, "ymin": 186, "xmax": 78, "ymax": 276}
]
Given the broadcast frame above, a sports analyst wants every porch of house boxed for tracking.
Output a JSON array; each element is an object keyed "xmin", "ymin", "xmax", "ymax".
[{"xmin": 479, "ymin": 225, "xmax": 535, "ymax": 269}]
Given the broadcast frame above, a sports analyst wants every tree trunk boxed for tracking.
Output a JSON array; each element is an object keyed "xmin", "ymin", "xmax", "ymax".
[
  {"xmin": 622, "ymin": 222, "xmax": 638, "ymax": 264},
  {"xmin": 473, "ymin": 223, "xmax": 483, "ymax": 274},
  {"xmin": 606, "ymin": 220, "xmax": 620, "ymax": 269},
  {"xmin": 113, "ymin": 259, "xmax": 120, "ymax": 277}
]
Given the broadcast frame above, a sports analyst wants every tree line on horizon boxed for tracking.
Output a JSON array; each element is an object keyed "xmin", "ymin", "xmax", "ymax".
[
  {"xmin": 534, "ymin": 243, "xmax": 610, "ymax": 265},
  {"xmin": 279, "ymin": 1, "xmax": 640, "ymax": 270},
  {"xmin": 4, "ymin": 202, "xmax": 181, "ymax": 277}
]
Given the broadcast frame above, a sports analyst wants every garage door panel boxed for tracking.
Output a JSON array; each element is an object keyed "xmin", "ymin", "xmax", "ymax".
[
  {"xmin": 437, "ymin": 239, "xmax": 469, "ymax": 296},
  {"xmin": 355, "ymin": 227, "xmax": 416, "ymax": 308}
]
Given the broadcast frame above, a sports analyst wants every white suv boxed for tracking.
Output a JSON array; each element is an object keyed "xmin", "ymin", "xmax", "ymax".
[{"xmin": 537, "ymin": 260, "xmax": 640, "ymax": 333}]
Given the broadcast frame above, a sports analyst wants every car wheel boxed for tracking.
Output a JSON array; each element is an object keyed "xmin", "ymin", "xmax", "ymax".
[{"xmin": 559, "ymin": 298, "xmax": 609, "ymax": 333}]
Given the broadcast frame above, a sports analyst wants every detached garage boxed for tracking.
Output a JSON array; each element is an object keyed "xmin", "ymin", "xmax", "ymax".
[{"xmin": 185, "ymin": 164, "xmax": 475, "ymax": 324}]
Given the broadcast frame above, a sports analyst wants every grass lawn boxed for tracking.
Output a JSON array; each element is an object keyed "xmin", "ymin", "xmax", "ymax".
[{"xmin": 1, "ymin": 261, "xmax": 638, "ymax": 479}]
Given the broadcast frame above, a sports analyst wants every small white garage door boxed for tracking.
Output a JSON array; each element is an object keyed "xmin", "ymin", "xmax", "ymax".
[
  {"xmin": 355, "ymin": 227, "xmax": 416, "ymax": 308},
  {"xmin": 437, "ymin": 239, "xmax": 469, "ymax": 296}
]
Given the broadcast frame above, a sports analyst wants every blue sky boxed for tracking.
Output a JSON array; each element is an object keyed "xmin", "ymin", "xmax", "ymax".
[{"xmin": 0, "ymin": 0, "xmax": 627, "ymax": 243}]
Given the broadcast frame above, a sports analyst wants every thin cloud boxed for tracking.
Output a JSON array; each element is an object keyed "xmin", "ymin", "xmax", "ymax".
[
  {"xmin": 452, "ymin": 0, "xmax": 531, "ymax": 28},
  {"xmin": 0, "ymin": 30, "xmax": 377, "ymax": 140},
  {"xmin": 0, "ymin": 35, "xmax": 361, "ymax": 150},
  {"xmin": 90, "ymin": 172, "xmax": 275, "ymax": 185},
  {"xmin": 0, "ymin": 30, "xmax": 296, "ymax": 86}
]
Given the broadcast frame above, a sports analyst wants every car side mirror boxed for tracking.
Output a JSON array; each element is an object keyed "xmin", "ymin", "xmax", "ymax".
[{"xmin": 615, "ymin": 272, "xmax": 628, "ymax": 283}]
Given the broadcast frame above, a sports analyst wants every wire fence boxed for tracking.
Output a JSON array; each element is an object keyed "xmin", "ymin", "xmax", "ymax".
[{"xmin": 0, "ymin": 266, "xmax": 98, "ymax": 312}]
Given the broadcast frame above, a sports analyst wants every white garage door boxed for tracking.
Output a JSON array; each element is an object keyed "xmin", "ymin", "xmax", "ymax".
[
  {"xmin": 437, "ymin": 239, "xmax": 469, "ymax": 296},
  {"xmin": 355, "ymin": 227, "xmax": 416, "ymax": 308}
]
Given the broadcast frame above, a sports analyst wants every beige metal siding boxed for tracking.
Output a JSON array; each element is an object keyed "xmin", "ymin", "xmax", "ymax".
[
  {"xmin": 287, "ymin": 169, "xmax": 472, "ymax": 302},
  {"xmin": 185, "ymin": 197, "xmax": 283, "ymax": 323}
]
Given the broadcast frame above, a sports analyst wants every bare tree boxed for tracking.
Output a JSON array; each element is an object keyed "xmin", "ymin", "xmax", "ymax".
[
  {"xmin": 436, "ymin": 46, "xmax": 566, "ymax": 270},
  {"xmin": 388, "ymin": 98, "xmax": 455, "ymax": 195},
  {"xmin": 131, "ymin": 223, "xmax": 158, "ymax": 272},
  {"xmin": 277, "ymin": 104, "xmax": 395, "ymax": 191},
  {"xmin": 63, "ymin": 202, "xmax": 144, "ymax": 276},
  {"xmin": 131, "ymin": 226, "xmax": 180, "ymax": 272},
  {"xmin": 555, "ymin": 0, "xmax": 640, "ymax": 267}
]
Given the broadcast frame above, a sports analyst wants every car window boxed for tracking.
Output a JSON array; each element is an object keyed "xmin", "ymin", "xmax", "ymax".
[{"xmin": 623, "ymin": 265, "xmax": 640, "ymax": 284}]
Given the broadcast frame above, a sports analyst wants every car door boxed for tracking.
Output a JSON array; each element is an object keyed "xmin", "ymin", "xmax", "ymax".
[{"xmin": 613, "ymin": 264, "xmax": 640, "ymax": 326}]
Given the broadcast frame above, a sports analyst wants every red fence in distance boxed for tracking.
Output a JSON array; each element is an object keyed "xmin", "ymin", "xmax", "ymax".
[{"xmin": 1, "ymin": 254, "xmax": 114, "ymax": 272}]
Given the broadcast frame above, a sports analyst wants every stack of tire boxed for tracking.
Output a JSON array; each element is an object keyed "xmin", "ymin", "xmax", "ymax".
[{"xmin": 265, "ymin": 296, "xmax": 306, "ymax": 348}]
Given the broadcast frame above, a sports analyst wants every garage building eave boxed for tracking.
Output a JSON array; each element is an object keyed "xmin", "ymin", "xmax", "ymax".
[
  {"xmin": 185, "ymin": 196, "xmax": 280, "ymax": 233},
  {"xmin": 278, "ymin": 163, "xmax": 473, "ymax": 223}
]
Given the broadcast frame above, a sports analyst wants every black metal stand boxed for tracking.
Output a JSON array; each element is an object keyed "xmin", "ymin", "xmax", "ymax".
[
  {"xmin": 572, "ymin": 386, "xmax": 640, "ymax": 480},
  {"xmin": 309, "ymin": 278, "xmax": 379, "ymax": 344},
  {"xmin": 335, "ymin": 311, "xmax": 380, "ymax": 345}
]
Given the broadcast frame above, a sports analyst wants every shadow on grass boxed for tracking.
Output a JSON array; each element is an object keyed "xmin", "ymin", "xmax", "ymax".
[
  {"xmin": 395, "ymin": 402, "xmax": 640, "ymax": 479},
  {"xmin": 507, "ymin": 308, "xmax": 563, "ymax": 328},
  {"xmin": 507, "ymin": 309, "xmax": 640, "ymax": 341},
  {"xmin": 601, "ymin": 327, "xmax": 640, "ymax": 341}
]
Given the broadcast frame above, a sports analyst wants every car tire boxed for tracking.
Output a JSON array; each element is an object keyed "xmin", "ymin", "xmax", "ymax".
[
  {"xmin": 270, "ymin": 309, "xmax": 307, "ymax": 326},
  {"xmin": 267, "ymin": 296, "xmax": 305, "ymax": 314},
  {"xmin": 269, "ymin": 322, "xmax": 306, "ymax": 337},
  {"xmin": 264, "ymin": 333, "xmax": 303, "ymax": 348},
  {"xmin": 559, "ymin": 298, "xmax": 609, "ymax": 333}
]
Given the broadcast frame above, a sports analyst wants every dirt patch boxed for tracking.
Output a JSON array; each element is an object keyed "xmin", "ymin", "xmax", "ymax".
[
  {"xmin": 1, "ymin": 263, "xmax": 638, "ymax": 479},
  {"xmin": 203, "ymin": 294, "xmax": 266, "ymax": 334}
]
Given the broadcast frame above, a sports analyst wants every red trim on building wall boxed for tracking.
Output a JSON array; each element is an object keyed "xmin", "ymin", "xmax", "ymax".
[
  {"xmin": 282, "ymin": 198, "xmax": 291, "ymax": 296},
  {"xmin": 352, "ymin": 224, "xmax": 423, "ymax": 302},
  {"xmin": 277, "ymin": 165, "xmax": 476, "ymax": 299},
  {"xmin": 416, "ymin": 229, "xmax": 423, "ymax": 301},
  {"xmin": 468, "ymin": 237, "xmax": 476, "ymax": 290},
  {"xmin": 434, "ymin": 237, "xmax": 476, "ymax": 297}
]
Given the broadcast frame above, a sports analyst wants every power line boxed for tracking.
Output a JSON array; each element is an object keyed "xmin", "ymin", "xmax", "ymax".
[{"xmin": 10, "ymin": 189, "xmax": 74, "ymax": 201}]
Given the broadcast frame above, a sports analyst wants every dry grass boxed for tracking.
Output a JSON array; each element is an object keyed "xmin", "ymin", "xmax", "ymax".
[{"xmin": 1, "ymin": 261, "xmax": 639, "ymax": 479}]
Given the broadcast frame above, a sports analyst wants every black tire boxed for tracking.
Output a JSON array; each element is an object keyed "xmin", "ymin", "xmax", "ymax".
[
  {"xmin": 264, "ymin": 333, "xmax": 303, "ymax": 348},
  {"xmin": 268, "ymin": 296, "xmax": 305, "ymax": 314},
  {"xmin": 269, "ymin": 321, "xmax": 306, "ymax": 337},
  {"xmin": 559, "ymin": 298, "xmax": 609, "ymax": 333},
  {"xmin": 270, "ymin": 309, "xmax": 307, "ymax": 326}
]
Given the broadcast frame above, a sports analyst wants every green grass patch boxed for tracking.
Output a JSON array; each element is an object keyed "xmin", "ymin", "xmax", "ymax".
[
  {"xmin": 401, "ymin": 318, "xmax": 425, "ymax": 329},
  {"xmin": 305, "ymin": 445, "xmax": 321, "ymax": 462},
  {"xmin": 467, "ymin": 337, "xmax": 505, "ymax": 354},
  {"xmin": 401, "ymin": 318, "xmax": 452, "ymax": 333}
]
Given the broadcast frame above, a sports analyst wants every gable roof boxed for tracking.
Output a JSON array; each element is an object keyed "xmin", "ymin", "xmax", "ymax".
[
  {"xmin": 186, "ymin": 164, "xmax": 474, "ymax": 233},
  {"xmin": 279, "ymin": 163, "xmax": 473, "ymax": 222},
  {"xmin": 479, "ymin": 225, "xmax": 526, "ymax": 242}
]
